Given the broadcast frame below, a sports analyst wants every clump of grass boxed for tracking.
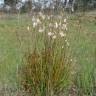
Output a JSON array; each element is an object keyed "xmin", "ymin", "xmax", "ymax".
[
  {"xmin": 19, "ymin": 46, "xmax": 73, "ymax": 96},
  {"xmin": 75, "ymin": 67, "xmax": 95, "ymax": 96},
  {"xmin": 70, "ymin": 15, "xmax": 96, "ymax": 96},
  {"xmin": 18, "ymin": 12, "xmax": 75, "ymax": 96}
]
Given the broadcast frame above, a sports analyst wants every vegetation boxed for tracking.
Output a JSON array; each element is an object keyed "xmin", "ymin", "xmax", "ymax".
[
  {"xmin": 4, "ymin": 0, "xmax": 19, "ymax": 6},
  {"xmin": 19, "ymin": 13, "xmax": 74, "ymax": 96},
  {"xmin": 1, "ymin": 0, "xmax": 96, "ymax": 12},
  {"xmin": 0, "ymin": 11, "xmax": 96, "ymax": 95}
]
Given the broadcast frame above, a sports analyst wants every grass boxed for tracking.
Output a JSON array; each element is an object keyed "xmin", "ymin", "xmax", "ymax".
[
  {"xmin": 0, "ymin": 13, "xmax": 96, "ymax": 95},
  {"xmin": 68, "ymin": 14, "xmax": 96, "ymax": 95}
]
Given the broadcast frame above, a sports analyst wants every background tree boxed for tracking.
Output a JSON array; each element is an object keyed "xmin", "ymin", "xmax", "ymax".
[
  {"xmin": 21, "ymin": 0, "xmax": 32, "ymax": 13},
  {"xmin": 4, "ymin": 0, "xmax": 19, "ymax": 6},
  {"xmin": 76, "ymin": 0, "xmax": 91, "ymax": 11},
  {"xmin": 4, "ymin": 0, "xmax": 20, "ymax": 13},
  {"xmin": 27, "ymin": 0, "xmax": 32, "ymax": 12}
]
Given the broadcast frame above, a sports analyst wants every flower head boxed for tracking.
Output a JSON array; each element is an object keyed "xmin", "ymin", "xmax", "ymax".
[
  {"xmin": 39, "ymin": 12, "xmax": 45, "ymax": 20},
  {"xmin": 64, "ymin": 18, "xmax": 67, "ymax": 23},
  {"xmin": 48, "ymin": 32, "xmax": 54, "ymax": 36},
  {"xmin": 33, "ymin": 22, "xmax": 38, "ymax": 28},
  {"xmin": 32, "ymin": 16, "xmax": 36, "ymax": 22},
  {"xmin": 52, "ymin": 35, "xmax": 56, "ymax": 39},
  {"xmin": 62, "ymin": 24, "xmax": 68, "ymax": 31},
  {"xmin": 27, "ymin": 26, "xmax": 30, "ymax": 31},
  {"xmin": 47, "ymin": 16, "xmax": 50, "ymax": 20},
  {"xmin": 55, "ymin": 22, "xmax": 58, "ymax": 28},
  {"xmin": 62, "ymin": 46, "xmax": 64, "ymax": 48},
  {"xmin": 37, "ymin": 18, "xmax": 41, "ymax": 24},
  {"xmin": 59, "ymin": 32, "xmax": 66, "ymax": 37},
  {"xmin": 38, "ymin": 27, "xmax": 45, "ymax": 33}
]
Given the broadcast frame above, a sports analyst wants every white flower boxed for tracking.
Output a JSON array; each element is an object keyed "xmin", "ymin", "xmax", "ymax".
[
  {"xmin": 70, "ymin": 59, "xmax": 73, "ymax": 62},
  {"xmin": 41, "ymin": 15, "xmax": 45, "ymax": 20},
  {"xmin": 55, "ymin": 22, "xmax": 58, "ymax": 28},
  {"xmin": 39, "ymin": 12, "xmax": 45, "ymax": 20},
  {"xmin": 39, "ymin": 27, "xmax": 45, "ymax": 33},
  {"xmin": 62, "ymin": 46, "xmax": 64, "ymax": 48},
  {"xmin": 37, "ymin": 18, "xmax": 41, "ymax": 24},
  {"xmin": 39, "ymin": 12, "xmax": 42, "ymax": 15},
  {"xmin": 33, "ymin": 22, "xmax": 37, "ymax": 28},
  {"xmin": 72, "ymin": 7, "xmax": 74, "ymax": 12},
  {"xmin": 47, "ymin": 16, "xmax": 50, "ymax": 20},
  {"xmin": 32, "ymin": 6, "xmax": 35, "ymax": 10},
  {"xmin": 65, "ymin": 39, "xmax": 70, "ymax": 46},
  {"xmin": 52, "ymin": 6, "xmax": 55, "ymax": 9},
  {"xmin": 48, "ymin": 32, "xmax": 54, "ymax": 36},
  {"xmin": 62, "ymin": 24, "xmax": 68, "ymax": 31},
  {"xmin": 41, "ymin": 6, "xmax": 44, "ymax": 10},
  {"xmin": 66, "ymin": 41, "xmax": 70, "ymax": 46},
  {"xmin": 50, "ymin": 15, "xmax": 53, "ymax": 18},
  {"xmin": 65, "ymin": 39, "xmax": 67, "ymax": 42},
  {"xmin": 52, "ymin": 35, "xmax": 56, "ymax": 39},
  {"xmin": 27, "ymin": 26, "xmax": 30, "ymax": 31},
  {"xmin": 32, "ymin": 16, "xmax": 36, "ymax": 22},
  {"xmin": 59, "ymin": 32, "xmax": 66, "ymax": 37},
  {"xmin": 64, "ymin": 18, "xmax": 67, "ymax": 23}
]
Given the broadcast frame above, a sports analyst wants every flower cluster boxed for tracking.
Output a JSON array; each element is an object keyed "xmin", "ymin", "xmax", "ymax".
[{"xmin": 27, "ymin": 12, "xmax": 69, "ymax": 47}]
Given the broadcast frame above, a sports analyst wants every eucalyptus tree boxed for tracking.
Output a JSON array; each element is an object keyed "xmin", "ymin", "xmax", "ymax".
[
  {"xmin": 4, "ymin": 0, "xmax": 21, "ymax": 13},
  {"xmin": 4, "ymin": 0, "xmax": 19, "ymax": 6}
]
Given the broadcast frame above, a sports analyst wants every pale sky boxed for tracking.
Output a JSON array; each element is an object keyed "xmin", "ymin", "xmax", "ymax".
[{"xmin": 0, "ymin": 0, "xmax": 4, "ymax": 4}]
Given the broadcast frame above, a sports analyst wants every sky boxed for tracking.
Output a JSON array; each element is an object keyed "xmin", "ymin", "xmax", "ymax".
[{"xmin": 0, "ymin": 0, "xmax": 4, "ymax": 4}]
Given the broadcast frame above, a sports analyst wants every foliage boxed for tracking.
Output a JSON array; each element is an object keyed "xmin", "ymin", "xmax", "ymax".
[
  {"xmin": 0, "ymin": 12, "xmax": 96, "ymax": 95},
  {"xmin": 4, "ymin": 0, "xmax": 19, "ymax": 6},
  {"xmin": 20, "ymin": 0, "xmax": 32, "ymax": 13}
]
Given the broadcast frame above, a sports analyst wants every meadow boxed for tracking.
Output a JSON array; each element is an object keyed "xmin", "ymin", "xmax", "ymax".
[{"xmin": 0, "ymin": 12, "xmax": 96, "ymax": 96}]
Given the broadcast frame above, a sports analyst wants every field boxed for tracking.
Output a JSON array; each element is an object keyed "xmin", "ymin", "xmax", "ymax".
[{"xmin": 0, "ymin": 12, "xmax": 96, "ymax": 95}]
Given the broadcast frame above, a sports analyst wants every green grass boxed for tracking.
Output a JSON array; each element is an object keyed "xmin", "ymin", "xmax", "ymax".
[
  {"xmin": 0, "ymin": 13, "xmax": 96, "ymax": 95},
  {"xmin": 68, "ymin": 15, "xmax": 96, "ymax": 95}
]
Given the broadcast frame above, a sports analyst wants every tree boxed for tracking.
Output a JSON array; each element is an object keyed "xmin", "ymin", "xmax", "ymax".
[
  {"xmin": 76, "ymin": 0, "xmax": 91, "ymax": 11},
  {"xmin": 21, "ymin": 0, "xmax": 32, "ymax": 13},
  {"xmin": 27, "ymin": 0, "xmax": 32, "ymax": 12},
  {"xmin": 4, "ymin": 0, "xmax": 18, "ymax": 6},
  {"xmin": 4, "ymin": 0, "xmax": 19, "ymax": 13}
]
